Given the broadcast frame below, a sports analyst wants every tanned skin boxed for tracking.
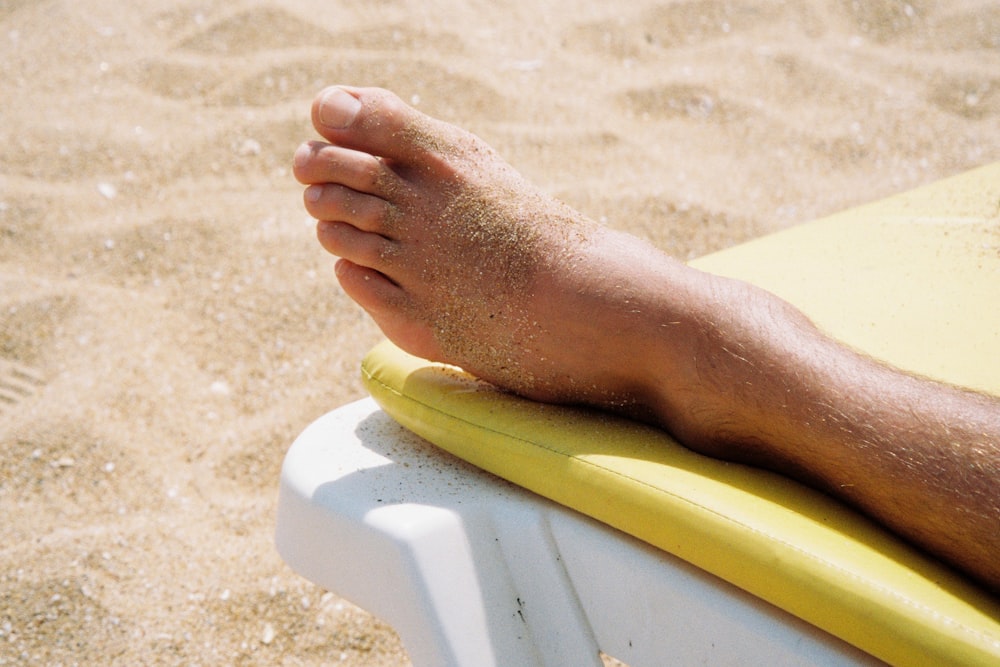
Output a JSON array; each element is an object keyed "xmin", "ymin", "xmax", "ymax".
[{"xmin": 293, "ymin": 86, "xmax": 1000, "ymax": 593}]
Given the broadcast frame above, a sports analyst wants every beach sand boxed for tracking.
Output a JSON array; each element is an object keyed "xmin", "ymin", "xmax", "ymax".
[{"xmin": 1, "ymin": 0, "xmax": 997, "ymax": 664}]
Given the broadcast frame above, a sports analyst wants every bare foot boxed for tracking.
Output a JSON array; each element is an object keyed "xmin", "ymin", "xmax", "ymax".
[{"xmin": 292, "ymin": 86, "xmax": 720, "ymax": 419}]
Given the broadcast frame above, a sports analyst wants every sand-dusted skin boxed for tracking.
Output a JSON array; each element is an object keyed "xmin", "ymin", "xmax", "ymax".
[{"xmin": 295, "ymin": 86, "xmax": 1000, "ymax": 594}]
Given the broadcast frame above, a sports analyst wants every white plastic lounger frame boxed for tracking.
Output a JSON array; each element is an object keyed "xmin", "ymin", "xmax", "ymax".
[{"xmin": 275, "ymin": 397, "xmax": 880, "ymax": 666}]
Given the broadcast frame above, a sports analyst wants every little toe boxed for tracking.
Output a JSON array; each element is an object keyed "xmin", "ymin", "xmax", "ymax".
[
  {"xmin": 334, "ymin": 259, "xmax": 441, "ymax": 362},
  {"xmin": 333, "ymin": 259, "xmax": 405, "ymax": 322}
]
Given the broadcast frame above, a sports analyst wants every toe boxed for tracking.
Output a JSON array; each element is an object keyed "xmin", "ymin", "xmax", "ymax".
[
  {"xmin": 311, "ymin": 86, "xmax": 448, "ymax": 164},
  {"xmin": 293, "ymin": 141, "xmax": 392, "ymax": 196},
  {"xmin": 305, "ymin": 183, "xmax": 392, "ymax": 234},
  {"xmin": 334, "ymin": 259, "xmax": 442, "ymax": 362},
  {"xmin": 313, "ymin": 87, "xmax": 364, "ymax": 132},
  {"xmin": 333, "ymin": 258, "xmax": 403, "ymax": 309},
  {"xmin": 316, "ymin": 220, "xmax": 394, "ymax": 271}
]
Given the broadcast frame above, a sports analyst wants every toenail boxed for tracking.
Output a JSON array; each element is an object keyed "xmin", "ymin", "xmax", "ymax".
[
  {"xmin": 293, "ymin": 143, "xmax": 311, "ymax": 168},
  {"xmin": 305, "ymin": 184, "xmax": 323, "ymax": 202},
  {"xmin": 319, "ymin": 87, "xmax": 362, "ymax": 129}
]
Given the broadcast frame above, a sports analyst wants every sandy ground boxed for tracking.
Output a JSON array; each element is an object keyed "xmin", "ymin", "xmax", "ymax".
[{"xmin": 1, "ymin": 0, "xmax": 998, "ymax": 664}]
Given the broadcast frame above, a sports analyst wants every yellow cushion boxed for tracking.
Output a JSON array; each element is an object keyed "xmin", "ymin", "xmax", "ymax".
[{"xmin": 361, "ymin": 162, "xmax": 1000, "ymax": 666}]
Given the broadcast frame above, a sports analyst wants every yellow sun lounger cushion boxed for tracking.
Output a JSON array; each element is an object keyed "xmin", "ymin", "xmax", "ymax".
[{"xmin": 361, "ymin": 162, "xmax": 1000, "ymax": 667}]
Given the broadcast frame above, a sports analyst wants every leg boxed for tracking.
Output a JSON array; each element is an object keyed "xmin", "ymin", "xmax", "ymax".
[{"xmin": 293, "ymin": 86, "xmax": 1000, "ymax": 592}]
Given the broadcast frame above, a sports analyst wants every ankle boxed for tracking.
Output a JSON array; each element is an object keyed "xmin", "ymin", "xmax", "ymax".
[{"xmin": 640, "ymin": 273, "xmax": 805, "ymax": 457}]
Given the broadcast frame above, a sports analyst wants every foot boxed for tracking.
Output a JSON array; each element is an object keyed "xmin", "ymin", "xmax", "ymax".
[{"xmin": 293, "ymin": 86, "xmax": 748, "ymax": 434}]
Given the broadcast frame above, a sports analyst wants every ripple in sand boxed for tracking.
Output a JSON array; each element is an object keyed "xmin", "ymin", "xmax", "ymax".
[{"xmin": 0, "ymin": 359, "xmax": 44, "ymax": 412}]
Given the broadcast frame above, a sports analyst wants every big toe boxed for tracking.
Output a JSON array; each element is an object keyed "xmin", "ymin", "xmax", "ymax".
[{"xmin": 311, "ymin": 86, "xmax": 437, "ymax": 163}]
